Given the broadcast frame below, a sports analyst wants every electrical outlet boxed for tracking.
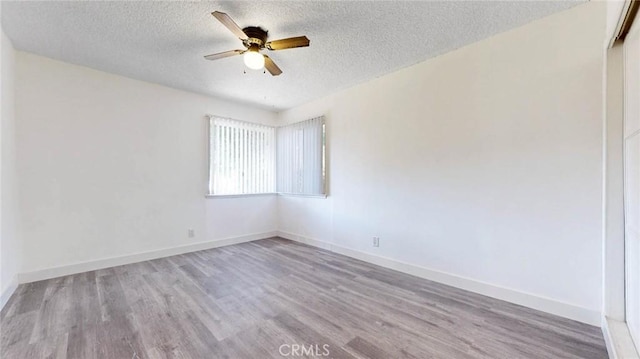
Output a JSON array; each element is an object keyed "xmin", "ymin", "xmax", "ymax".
[
  {"xmin": 188, "ymin": 229, "xmax": 195, "ymax": 238},
  {"xmin": 373, "ymin": 237, "xmax": 380, "ymax": 247}
]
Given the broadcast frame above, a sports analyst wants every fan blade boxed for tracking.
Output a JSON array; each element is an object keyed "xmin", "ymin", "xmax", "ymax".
[
  {"xmin": 264, "ymin": 55, "xmax": 282, "ymax": 76},
  {"xmin": 266, "ymin": 36, "xmax": 310, "ymax": 51},
  {"xmin": 204, "ymin": 49, "xmax": 245, "ymax": 61},
  {"xmin": 212, "ymin": 11, "xmax": 248, "ymax": 40}
]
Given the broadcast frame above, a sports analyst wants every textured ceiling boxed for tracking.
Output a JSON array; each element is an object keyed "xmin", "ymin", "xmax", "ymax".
[{"xmin": 1, "ymin": 1, "xmax": 583, "ymax": 111}]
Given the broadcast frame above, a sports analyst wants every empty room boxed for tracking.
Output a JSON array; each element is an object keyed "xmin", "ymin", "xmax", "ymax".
[{"xmin": 1, "ymin": 0, "xmax": 639, "ymax": 358}]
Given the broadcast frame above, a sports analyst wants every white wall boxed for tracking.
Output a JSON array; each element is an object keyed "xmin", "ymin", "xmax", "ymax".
[
  {"xmin": 1, "ymin": 28, "xmax": 20, "ymax": 304},
  {"xmin": 278, "ymin": 2, "xmax": 606, "ymax": 324},
  {"xmin": 15, "ymin": 52, "xmax": 278, "ymax": 274}
]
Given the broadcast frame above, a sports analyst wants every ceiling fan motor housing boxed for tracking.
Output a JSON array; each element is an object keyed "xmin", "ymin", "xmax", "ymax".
[{"xmin": 242, "ymin": 27, "xmax": 268, "ymax": 48}]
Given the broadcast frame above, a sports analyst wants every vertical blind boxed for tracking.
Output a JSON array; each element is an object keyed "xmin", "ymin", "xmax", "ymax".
[
  {"xmin": 209, "ymin": 117, "xmax": 276, "ymax": 195},
  {"xmin": 276, "ymin": 117, "xmax": 325, "ymax": 195}
]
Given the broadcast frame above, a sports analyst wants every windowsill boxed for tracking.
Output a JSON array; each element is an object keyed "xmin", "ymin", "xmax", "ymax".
[
  {"xmin": 205, "ymin": 192, "xmax": 327, "ymax": 199},
  {"xmin": 206, "ymin": 193, "xmax": 277, "ymax": 198},
  {"xmin": 277, "ymin": 193, "xmax": 328, "ymax": 198}
]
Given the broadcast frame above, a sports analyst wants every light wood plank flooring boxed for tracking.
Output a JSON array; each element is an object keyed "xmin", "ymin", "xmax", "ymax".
[{"xmin": 1, "ymin": 237, "xmax": 607, "ymax": 358}]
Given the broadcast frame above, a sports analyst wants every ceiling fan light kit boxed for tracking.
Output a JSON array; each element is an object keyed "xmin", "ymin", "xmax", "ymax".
[
  {"xmin": 205, "ymin": 11, "xmax": 310, "ymax": 76},
  {"xmin": 244, "ymin": 44, "xmax": 265, "ymax": 70}
]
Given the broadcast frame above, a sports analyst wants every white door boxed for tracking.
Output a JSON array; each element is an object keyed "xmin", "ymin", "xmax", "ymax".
[{"xmin": 623, "ymin": 14, "xmax": 640, "ymax": 351}]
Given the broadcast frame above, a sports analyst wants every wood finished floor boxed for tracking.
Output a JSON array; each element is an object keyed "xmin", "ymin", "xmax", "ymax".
[{"xmin": 1, "ymin": 237, "xmax": 607, "ymax": 359}]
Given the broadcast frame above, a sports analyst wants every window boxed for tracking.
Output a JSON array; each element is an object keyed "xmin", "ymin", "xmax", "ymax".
[
  {"xmin": 208, "ymin": 115, "xmax": 325, "ymax": 197},
  {"xmin": 208, "ymin": 117, "xmax": 276, "ymax": 195},
  {"xmin": 276, "ymin": 117, "xmax": 326, "ymax": 195}
]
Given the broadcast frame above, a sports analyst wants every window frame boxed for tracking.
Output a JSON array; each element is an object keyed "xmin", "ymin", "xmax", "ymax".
[
  {"xmin": 276, "ymin": 117, "xmax": 327, "ymax": 197},
  {"xmin": 207, "ymin": 115, "xmax": 277, "ymax": 197},
  {"xmin": 206, "ymin": 115, "xmax": 327, "ymax": 199}
]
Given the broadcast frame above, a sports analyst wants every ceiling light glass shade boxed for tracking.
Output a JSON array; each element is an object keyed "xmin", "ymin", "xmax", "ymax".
[{"xmin": 244, "ymin": 51, "xmax": 265, "ymax": 70}]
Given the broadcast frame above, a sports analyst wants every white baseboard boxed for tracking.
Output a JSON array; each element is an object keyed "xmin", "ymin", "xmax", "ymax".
[
  {"xmin": 602, "ymin": 316, "xmax": 640, "ymax": 359},
  {"xmin": 602, "ymin": 315, "xmax": 616, "ymax": 359},
  {"xmin": 18, "ymin": 231, "xmax": 278, "ymax": 284},
  {"xmin": 0, "ymin": 276, "xmax": 19, "ymax": 311},
  {"xmin": 12, "ymin": 230, "xmax": 603, "ymax": 327},
  {"xmin": 278, "ymin": 230, "xmax": 601, "ymax": 326}
]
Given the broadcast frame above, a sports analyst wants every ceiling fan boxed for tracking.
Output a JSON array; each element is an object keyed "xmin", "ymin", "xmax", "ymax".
[{"xmin": 204, "ymin": 11, "xmax": 310, "ymax": 76}]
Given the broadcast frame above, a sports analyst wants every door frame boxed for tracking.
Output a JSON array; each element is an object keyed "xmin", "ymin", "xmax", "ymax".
[{"xmin": 604, "ymin": 1, "xmax": 640, "ymax": 358}]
